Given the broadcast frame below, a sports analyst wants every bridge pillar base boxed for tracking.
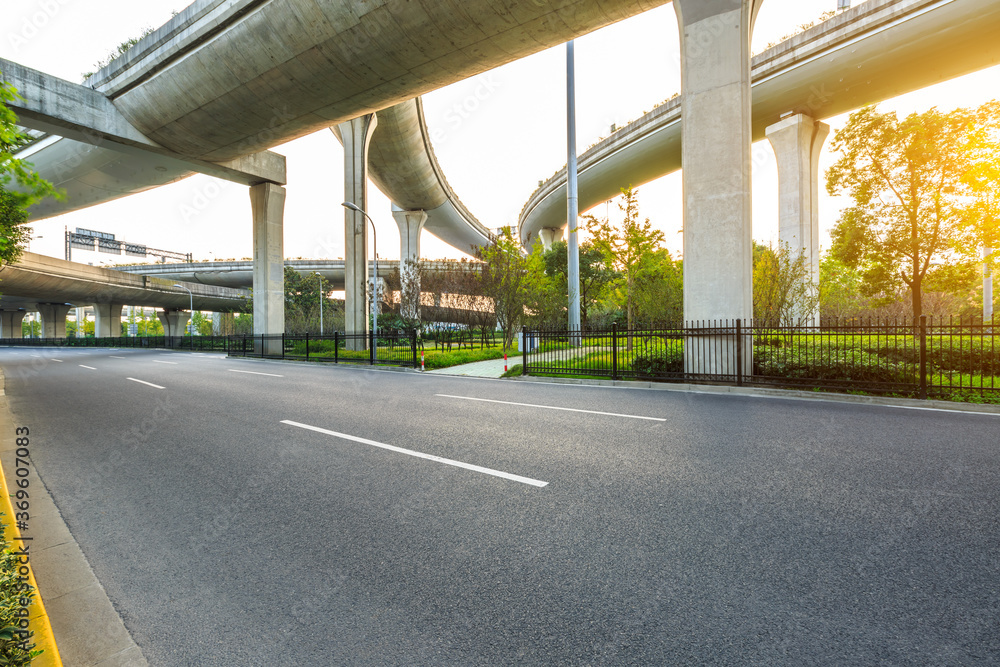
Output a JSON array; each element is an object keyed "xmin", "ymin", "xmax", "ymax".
[
  {"xmin": 0, "ymin": 311, "xmax": 26, "ymax": 339},
  {"xmin": 251, "ymin": 182, "xmax": 286, "ymax": 354},
  {"xmin": 93, "ymin": 303, "xmax": 125, "ymax": 338},
  {"xmin": 37, "ymin": 304, "xmax": 71, "ymax": 339},
  {"xmin": 765, "ymin": 113, "xmax": 829, "ymax": 326},
  {"xmin": 675, "ymin": 0, "xmax": 759, "ymax": 374},
  {"xmin": 338, "ymin": 113, "xmax": 378, "ymax": 350},
  {"xmin": 392, "ymin": 208, "xmax": 427, "ymax": 322},
  {"xmin": 157, "ymin": 309, "xmax": 190, "ymax": 343}
]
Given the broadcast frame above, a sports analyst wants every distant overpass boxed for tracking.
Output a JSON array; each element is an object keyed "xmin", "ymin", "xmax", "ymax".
[
  {"xmin": 111, "ymin": 258, "xmax": 481, "ymax": 291},
  {"xmin": 0, "ymin": 253, "xmax": 249, "ymax": 338}
]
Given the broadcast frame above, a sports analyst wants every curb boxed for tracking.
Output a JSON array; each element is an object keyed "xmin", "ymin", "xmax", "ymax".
[
  {"xmin": 0, "ymin": 369, "xmax": 148, "ymax": 666},
  {"xmin": 509, "ymin": 374, "xmax": 1000, "ymax": 415}
]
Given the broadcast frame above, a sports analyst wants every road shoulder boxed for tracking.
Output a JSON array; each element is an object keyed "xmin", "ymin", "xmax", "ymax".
[{"xmin": 0, "ymin": 367, "xmax": 147, "ymax": 667}]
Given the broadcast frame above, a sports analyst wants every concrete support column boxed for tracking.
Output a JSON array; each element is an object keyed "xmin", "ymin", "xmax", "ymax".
[
  {"xmin": 675, "ymin": 0, "xmax": 760, "ymax": 374},
  {"xmin": 37, "ymin": 304, "xmax": 71, "ymax": 339},
  {"xmin": 250, "ymin": 182, "xmax": 286, "ymax": 355},
  {"xmin": 539, "ymin": 227, "xmax": 563, "ymax": 251},
  {"xmin": 338, "ymin": 113, "xmax": 378, "ymax": 350},
  {"xmin": 0, "ymin": 311, "xmax": 26, "ymax": 339},
  {"xmin": 157, "ymin": 310, "xmax": 190, "ymax": 344},
  {"xmin": 766, "ymin": 113, "xmax": 830, "ymax": 325},
  {"xmin": 392, "ymin": 208, "xmax": 427, "ymax": 322},
  {"xmin": 93, "ymin": 303, "xmax": 125, "ymax": 338}
]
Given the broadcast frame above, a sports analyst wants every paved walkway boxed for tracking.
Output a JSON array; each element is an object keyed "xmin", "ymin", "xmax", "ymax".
[{"xmin": 426, "ymin": 355, "xmax": 521, "ymax": 378}]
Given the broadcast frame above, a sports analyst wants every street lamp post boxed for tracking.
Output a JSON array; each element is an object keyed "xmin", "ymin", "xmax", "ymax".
[
  {"xmin": 172, "ymin": 284, "xmax": 194, "ymax": 349},
  {"xmin": 314, "ymin": 271, "xmax": 325, "ymax": 336},
  {"xmin": 341, "ymin": 202, "xmax": 378, "ymax": 361}
]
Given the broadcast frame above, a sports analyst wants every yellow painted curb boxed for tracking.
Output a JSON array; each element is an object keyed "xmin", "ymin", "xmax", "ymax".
[{"xmin": 0, "ymin": 370, "xmax": 62, "ymax": 666}]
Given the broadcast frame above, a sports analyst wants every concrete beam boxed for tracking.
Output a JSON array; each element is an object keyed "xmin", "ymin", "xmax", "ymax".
[
  {"xmin": 392, "ymin": 208, "xmax": 427, "ymax": 321},
  {"xmin": 250, "ymin": 183, "xmax": 286, "ymax": 341},
  {"xmin": 37, "ymin": 303, "xmax": 71, "ymax": 339},
  {"xmin": 1, "ymin": 58, "xmax": 286, "ymax": 186},
  {"xmin": 339, "ymin": 114, "xmax": 378, "ymax": 349},
  {"xmin": 766, "ymin": 113, "xmax": 830, "ymax": 325},
  {"xmin": 0, "ymin": 311, "xmax": 26, "ymax": 339},
  {"xmin": 675, "ymin": 0, "xmax": 759, "ymax": 374},
  {"xmin": 93, "ymin": 303, "xmax": 125, "ymax": 338},
  {"xmin": 539, "ymin": 228, "xmax": 563, "ymax": 251}
]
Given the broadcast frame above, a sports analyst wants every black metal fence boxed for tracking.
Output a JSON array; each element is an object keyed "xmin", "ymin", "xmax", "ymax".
[
  {"xmin": 0, "ymin": 330, "xmax": 422, "ymax": 368},
  {"xmin": 0, "ymin": 335, "xmax": 230, "ymax": 350},
  {"xmin": 522, "ymin": 316, "xmax": 1000, "ymax": 401},
  {"xmin": 226, "ymin": 331, "xmax": 421, "ymax": 367}
]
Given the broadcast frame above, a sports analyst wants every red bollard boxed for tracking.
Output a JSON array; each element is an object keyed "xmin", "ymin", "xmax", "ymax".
[
  {"xmin": 421, "ymin": 351, "xmax": 425, "ymax": 372},
  {"xmin": 504, "ymin": 353, "xmax": 508, "ymax": 373}
]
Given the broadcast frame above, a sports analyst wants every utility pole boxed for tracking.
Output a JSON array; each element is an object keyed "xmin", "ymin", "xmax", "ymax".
[{"xmin": 566, "ymin": 40, "xmax": 581, "ymax": 340}]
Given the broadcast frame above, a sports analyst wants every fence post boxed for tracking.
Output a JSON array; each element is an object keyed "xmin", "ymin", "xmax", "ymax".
[
  {"xmin": 305, "ymin": 333, "xmax": 310, "ymax": 361},
  {"xmin": 334, "ymin": 331, "xmax": 339, "ymax": 364},
  {"xmin": 919, "ymin": 315, "xmax": 927, "ymax": 400},
  {"xmin": 735, "ymin": 319, "xmax": 743, "ymax": 387},
  {"xmin": 521, "ymin": 325, "xmax": 528, "ymax": 376},
  {"xmin": 612, "ymin": 322, "xmax": 619, "ymax": 381},
  {"xmin": 411, "ymin": 329, "xmax": 418, "ymax": 368},
  {"xmin": 370, "ymin": 329, "xmax": 375, "ymax": 365}
]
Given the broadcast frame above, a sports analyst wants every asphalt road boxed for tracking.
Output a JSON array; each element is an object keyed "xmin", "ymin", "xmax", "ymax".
[{"xmin": 2, "ymin": 347, "xmax": 999, "ymax": 666}]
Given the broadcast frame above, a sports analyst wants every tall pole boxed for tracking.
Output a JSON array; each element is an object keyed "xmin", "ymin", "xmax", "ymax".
[
  {"xmin": 314, "ymin": 272, "xmax": 324, "ymax": 335},
  {"xmin": 566, "ymin": 41, "xmax": 581, "ymax": 339}
]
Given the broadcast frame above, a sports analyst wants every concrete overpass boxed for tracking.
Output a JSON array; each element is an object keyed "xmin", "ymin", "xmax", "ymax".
[
  {"xmin": 112, "ymin": 258, "xmax": 481, "ymax": 291},
  {"xmin": 0, "ymin": 252, "xmax": 249, "ymax": 339},
  {"xmin": 519, "ymin": 0, "xmax": 1000, "ymax": 244}
]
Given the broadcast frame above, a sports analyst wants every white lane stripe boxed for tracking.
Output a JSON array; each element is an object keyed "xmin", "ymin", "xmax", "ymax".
[
  {"xmin": 52, "ymin": 359, "xmax": 63, "ymax": 363},
  {"xmin": 110, "ymin": 356, "xmax": 126, "ymax": 359},
  {"xmin": 228, "ymin": 369, "xmax": 284, "ymax": 377},
  {"xmin": 127, "ymin": 378, "xmax": 165, "ymax": 389},
  {"xmin": 281, "ymin": 420, "xmax": 548, "ymax": 488},
  {"xmin": 153, "ymin": 360, "xmax": 178, "ymax": 365},
  {"xmin": 79, "ymin": 365, "xmax": 96, "ymax": 370},
  {"xmin": 435, "ymin": 394, "xmax": 666, "ymax": 421}
]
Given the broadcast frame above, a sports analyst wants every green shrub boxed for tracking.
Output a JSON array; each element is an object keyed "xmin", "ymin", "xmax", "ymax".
[{"xmin": 0, "ymin": 520, "xmax": 40, "ymax": 665}]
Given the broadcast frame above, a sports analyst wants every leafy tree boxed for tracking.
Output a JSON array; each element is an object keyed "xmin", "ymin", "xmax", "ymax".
[
  {"xmin": 1, "ymin": 77, "xmax": 59, "ymax": 266},
  {"xmin": 282, "ymin": 266, "xmax": 339, "ymax": 334},
  {"xmin": 753, "ymin": 242, "xmax": 819, "ymax": 326},
  {"xmin": 477, "ymin": 227, "xmax": 530, "ymax": 351},
  {"xmin": 632, "ymin": 248, "xmax": 683, "ymax": 327},
  {"xmin": 826, "ymin": 104, "xmax": 995, "ymax": 322},
  {"xmin": 542, "ymin": 240, "xmax": 615, "ymax": 328},
  {"xmin": 584, "ymin": 186, "xmax": 665, "ymax": 341}
]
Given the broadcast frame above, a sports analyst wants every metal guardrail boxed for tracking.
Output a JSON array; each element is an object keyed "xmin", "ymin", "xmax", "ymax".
[{"xmin": 522, "ymin": 316, "xmax": 1000, "ymax": 400}]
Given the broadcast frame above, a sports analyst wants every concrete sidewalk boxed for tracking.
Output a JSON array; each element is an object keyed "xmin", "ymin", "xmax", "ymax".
[{"xmin": 426, "ymin": 355, "xmax": 520, "ymax": 378}]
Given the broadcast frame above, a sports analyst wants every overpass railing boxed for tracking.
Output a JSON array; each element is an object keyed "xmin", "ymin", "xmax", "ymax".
[{"xmin": 522, "ymin": 316, "xmax": 1000, "ymax": 402}]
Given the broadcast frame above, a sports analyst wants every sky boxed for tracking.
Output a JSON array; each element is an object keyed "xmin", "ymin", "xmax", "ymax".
[{"xmin": 4, "ymin": 0, "xmax": 1000, "ymax": 267}]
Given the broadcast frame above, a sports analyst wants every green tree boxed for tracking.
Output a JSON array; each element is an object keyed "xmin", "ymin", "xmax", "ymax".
[
  {"xmin": 283, "ymin": 266, "xmax": 338, "ymax": 334},
  {"xmin": 753, "ymin": 242, "xmax": 820, "ymax": 326},
  {"xmin": 542, "ymin": 240, "xmax": 615, "ymax": 328},
  {"xmin": 826, "ymin": 103, "xmax": 995, "ymax": 322},
  {"xmin": 584, "ymin": 186, "xmax": 665, "ymax": 339},
  {"xmin": 632, "ymin": 248, "xmax": 683, "ymax": 327},
  {"xmin": 477, "ymin": 227, "xmax": 530, "ymax": 351},
  {"xmin": 1, "ymin": 77, "xmax": 59, "ymax": 266}
]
